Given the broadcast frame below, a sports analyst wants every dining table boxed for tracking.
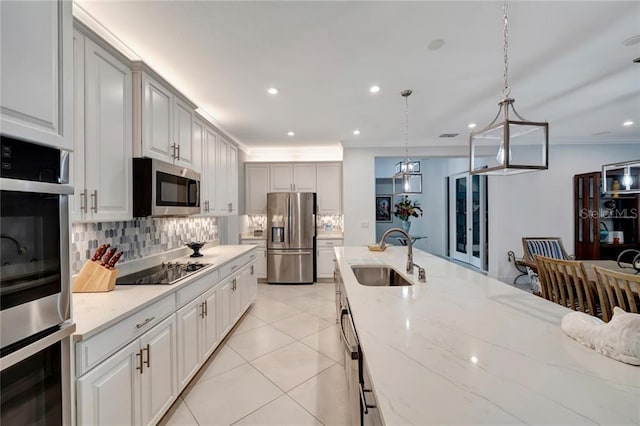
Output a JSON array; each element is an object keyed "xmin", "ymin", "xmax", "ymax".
[{"xmin": 581, "ymin": 260, "xmax": 640, "ymax": 291}]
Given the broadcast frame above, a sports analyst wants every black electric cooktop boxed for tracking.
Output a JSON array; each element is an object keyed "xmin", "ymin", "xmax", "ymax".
[{"xmin": 115, "ymin": 262, "xmax": 212, "ymax": 285}]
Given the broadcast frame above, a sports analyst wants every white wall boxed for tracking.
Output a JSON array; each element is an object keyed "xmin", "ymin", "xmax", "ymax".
[
  {"xmin": 343, "ymin": 145, "xmax": 469, "ymax": 246},
  {"xmin": 373, "ymin": 157, "xmax": 469, "ymax": 254},
  {"xmin": 489, "ymin": 143, "xmax": 640, "ymax": 282},
  {"xmin": 343, "ymin": 148, "xmax": 377, "ymax": 246},
  {"xmin": 342, "ymin": 143, "xmax": 640, "ymax": 282}
]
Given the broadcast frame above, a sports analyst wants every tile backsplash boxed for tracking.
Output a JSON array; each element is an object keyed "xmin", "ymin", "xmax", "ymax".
[
  {"xmin": 71, "ymin": 217, "xmax": 218, "ymax": 274},
  {"xmin": 245, "ymin": 214, "xmax": 343, "ymax": 232},
  {"xmin": 317, "ymin": 214, "xmax": 343, "ymax": 231}
]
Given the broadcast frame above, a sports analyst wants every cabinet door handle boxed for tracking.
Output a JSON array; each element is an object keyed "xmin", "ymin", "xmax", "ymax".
[
  {"xmin": 231, "ymin": 265, "xmax": 238, "ymax": 271},
  {"xmin": 250, "ymin": 265, "xmax": 254, "ymax": 275},
  {"xmin": 143, "ymin": 344, "xmax": 150, "ymax": 368},
  {"xmin": 176, "ymin": 144, "xmax": 181, "ymax": 161},
  {"xmin": 171, "ymin": 143, "xmax": 177, "ymax": 159},
  {"xmin": 359, "ymin": 385, "xmax": 377, "ymax": 414},
  {"xmin": 228, "ymin": 202, "xmax": 232, "ymax": 212},
  {"xmin": 200, "ymin": 301, "xmax": 206, "ymax": 318},
  {"xmin": 136, "ymin": 349, "xmax": 144, "ymax": 374},
  {"xmin": 204, "ymin": 300, "xmax": 208, "ymax": 317},
  {"xmin": 90, "ymin": 190, "xmax": 98, "ymax": 213},
  {"xmin": 136, "ymin": 316, "xmax": 155, "ymax": 329},
  {"xmin": 80, "ymin": 189, "xmax": 87, "ymax": 213}
]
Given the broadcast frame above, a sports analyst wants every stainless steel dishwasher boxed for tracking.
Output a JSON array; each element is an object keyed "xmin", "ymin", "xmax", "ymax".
[{"xmin": 339, "ymin": 299, "xmax": 360, "ymax": 426}]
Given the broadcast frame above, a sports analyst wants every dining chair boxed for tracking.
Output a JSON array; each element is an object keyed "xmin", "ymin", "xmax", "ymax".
[
  {"xmin": 534, "ymin": 255, "xmax": 601, "ymax": 318},
  {"xmin": 592, "ymin": 265, "xmax": 640, "ymax": 322},
  {"xmin": 510, "ymin": 237, "xmax": 571, "ymax": 293}
]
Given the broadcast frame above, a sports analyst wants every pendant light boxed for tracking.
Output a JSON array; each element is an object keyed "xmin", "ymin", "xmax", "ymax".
[
  {"xmin": 469, "ymin": 0, "xmax": 549, "ymax": 175},
  {"xmin": 393, "ymin": 90, "xmax": 422, "ymax": 194}
]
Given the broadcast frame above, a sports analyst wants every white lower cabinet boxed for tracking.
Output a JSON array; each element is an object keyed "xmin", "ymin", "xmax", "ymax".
[
  {"xmin": 240, "ymin": 240, "xmax": 266, "ymax": 280},
  {"xmin": 239, "ymin": 262, "xmax": 258, "ymax": 311},
  {"xmin": 75, "ymin": 250, "xmax": 258, "ymax": 425},
  {"xmin": 317, "ymin": 239, "xmax": 343, "ymax": 279},
  {"xmin": 176, "ymin": 284, "xmax": 220, "ymax": 390},
  {"xmin": 76, "ymin": 315, "xmax": 177, "ymax": 426}
]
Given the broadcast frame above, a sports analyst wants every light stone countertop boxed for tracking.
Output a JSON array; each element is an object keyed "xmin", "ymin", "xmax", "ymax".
[
  {"xmin": 335, "ymin": 246, "xmax": 640, "ymax": 425},
  {"xmin": 317, "ymin": 231, "xmax": 343, "ymax": 240},
  {"xmin": 72, "ymin": 245, "xmax": 254, "ymax": 341},
  {"xmin": 239, "ymin": 234, "xmax": 266, "ymax": 240}
]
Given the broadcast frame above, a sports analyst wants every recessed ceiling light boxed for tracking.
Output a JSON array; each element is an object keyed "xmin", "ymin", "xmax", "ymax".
[
  {"xmin": 623, "ymin": 120, "xmax": 634, "ymax": 127},
  {"xmin": 369, "ymin": 85, "xmax": 380, "ymax": 93},
  {"xmin": 468, "ymin": 123, "xmax": 477, "ymax": 129},
  {"xmin": 267, "ymin": 87, "xmax": 278, "ymax": 95},
  {"xmin": 428, "ymin": 38, "xmax": 445, "ymax": 51},
  {"xmin": 287, "ymin": 131, "xmax": 295, "ymax": 136},
  {"xmin": 353, "ymin": 129, "xmax": 360, "ymax": 135}
]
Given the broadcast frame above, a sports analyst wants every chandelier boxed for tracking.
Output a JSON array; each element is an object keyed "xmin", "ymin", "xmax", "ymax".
[
  {"xmin": 469, "ymin": 0, "xmax": 549, "ymax": 175},
  {"xmin": 393, "ymin": 90, "xmax": 422, "ymax": 194}
]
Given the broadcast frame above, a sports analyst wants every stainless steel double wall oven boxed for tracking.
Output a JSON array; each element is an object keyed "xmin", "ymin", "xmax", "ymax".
[{"xmin": 0, "ymin": 136, "xmax": 75, "ymax": 424}]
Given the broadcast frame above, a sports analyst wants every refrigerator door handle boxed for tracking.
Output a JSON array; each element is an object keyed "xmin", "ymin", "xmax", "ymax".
[
  {"xmin": 287, "ymin": 194, "xmax": 292, "ymax": 246},
  {"xmin": 268, "ymin": 249, "xmax": 313, "ymax": 255}
]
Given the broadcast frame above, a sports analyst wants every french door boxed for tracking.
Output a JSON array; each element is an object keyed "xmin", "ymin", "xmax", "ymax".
[{"xmin": 449, "ymin": 173, "xmax": 487, "ymax": 269}]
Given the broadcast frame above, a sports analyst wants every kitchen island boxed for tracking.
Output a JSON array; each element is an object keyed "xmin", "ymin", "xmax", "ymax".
[{"xmin": 335, "ymin": 246, "xmax": 640, "ymax": 425}]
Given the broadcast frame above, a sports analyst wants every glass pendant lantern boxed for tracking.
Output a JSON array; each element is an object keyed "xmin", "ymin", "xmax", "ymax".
[
  {"xmin": 469, "ymin": 1, "xmax": 549, "ymax": 176},
  {"xmin": 393, "ymin": 90, "xmax": 422, "ymax": 194}
]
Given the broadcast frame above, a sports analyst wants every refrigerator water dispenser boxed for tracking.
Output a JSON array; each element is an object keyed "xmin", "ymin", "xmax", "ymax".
[{"xmin": 271, "ymin": 227, "xmax": 285, "ymax": 243}]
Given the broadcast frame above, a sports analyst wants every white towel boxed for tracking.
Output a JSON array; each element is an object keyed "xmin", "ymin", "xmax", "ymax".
[{"xmin": 561, "ymin": 307, "xmax": 640, "ymax": 366}]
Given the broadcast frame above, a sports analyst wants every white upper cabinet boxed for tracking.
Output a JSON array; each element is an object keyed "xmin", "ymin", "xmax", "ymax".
[
  {"xmin": 269, "ymin": 163, "xmax": 316, "ymax": 192},
  {"xmin": 270, "ymin": 164, "xmax": 294, "ymax": 192},
  {"xmin": 72, "ymin": 29, "xmax": 132, "ymax": 223},
  {"xmin": 293, "ymin": 164, "xmax": 317, "ymax": 192},
  {"xmin": 141, "ymin": 72, "xmax": 173, "ymax": 160},
  {"xmin": 316, "ymin": 162, "xmax": 342, "ymax": 214},
  {"xmin": 226, "ymin": 140, "xmax": 238, "ymax": 215},
  {"xmin": 201, "ymin": 125, "xmax": 217, "ymax": 215},
  {"xmin": 200, "ymin": 131, "xmax": 238, "ymax": 216},
  {"xmin": 215, "ymin": 136, "xmax": 228, "ymax": 214},
  {"xmin": 245, "ymin": 164, "xmax": 270, "ymax": 214},
  {"xmin": 0, "ymin": 0, "xmax": 73, "ymax": 150},
  {"xmin": 248, "ymin": 162, "xmax": 342, "ymax": 214},
  {"xmin": 173, "ymin": 97, "xmax": 195, "ymax": 169},
  {"xmin": 132, "ymin": 63, "xmax": 198, "ymax": 171}
]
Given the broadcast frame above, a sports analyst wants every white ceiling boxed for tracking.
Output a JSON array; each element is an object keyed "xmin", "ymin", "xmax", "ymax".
[{"xmin": 75, "ymin": 1, "xmax": 640, "ymax": 152}]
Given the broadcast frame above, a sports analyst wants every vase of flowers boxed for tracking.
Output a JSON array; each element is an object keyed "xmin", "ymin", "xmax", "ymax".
[{"xmin": 393, "ymin": 196, "xmax": 423, "ymax": 232}]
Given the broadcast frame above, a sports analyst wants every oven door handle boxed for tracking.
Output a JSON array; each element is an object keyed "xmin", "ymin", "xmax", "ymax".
[
  {"xmin": 0, "ymin": 178, "xmax": 74, "ymax": 195},
  {"xmin": 0, "ymin": 323, "xmax": 76, "ymax": 372}
]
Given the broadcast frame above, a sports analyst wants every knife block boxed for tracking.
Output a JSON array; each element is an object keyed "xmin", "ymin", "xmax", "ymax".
[{"xmin": 72, "ymin": 261, "xmax": 118, "ymax": 293}]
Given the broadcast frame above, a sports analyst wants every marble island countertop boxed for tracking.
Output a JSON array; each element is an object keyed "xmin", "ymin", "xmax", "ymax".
[
  {"xmin": 72, "ymin": 245, "xmax": 254, "ymax": 341},
  {"xmin": 335, "ymin": 246, "xmax": 640, "ymax": 425}
]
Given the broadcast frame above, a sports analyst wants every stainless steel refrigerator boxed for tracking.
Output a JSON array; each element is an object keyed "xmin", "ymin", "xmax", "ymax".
[{"xmin": 267, "ymin": 192, "xmax": 316, "ymax": 284}]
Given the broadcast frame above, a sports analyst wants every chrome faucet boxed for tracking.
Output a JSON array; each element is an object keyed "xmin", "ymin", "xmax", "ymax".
[{"xmin": 379, "ymin": 228, "xmax": 414, "ymax": 273}]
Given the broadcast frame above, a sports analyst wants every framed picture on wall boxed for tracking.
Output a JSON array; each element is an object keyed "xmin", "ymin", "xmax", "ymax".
[{"xmin": 376, "ymin": 195, "xmax": 392, "ymax": 222}]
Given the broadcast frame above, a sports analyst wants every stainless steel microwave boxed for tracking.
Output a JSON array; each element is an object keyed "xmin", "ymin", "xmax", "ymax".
[{"xmin": 133, "ymin": 158, "xmax": 200, "ymax": 217}]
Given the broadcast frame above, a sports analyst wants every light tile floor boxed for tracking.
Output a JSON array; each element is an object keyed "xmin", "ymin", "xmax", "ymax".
[{"xmin": 159, "ymin": 282, "xmax": 350, "ymax": 426}]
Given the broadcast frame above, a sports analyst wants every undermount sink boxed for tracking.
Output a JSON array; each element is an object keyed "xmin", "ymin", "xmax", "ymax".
[{"xmin": 351, "ymin": 265, "xmax": 412, "ymax": 287}]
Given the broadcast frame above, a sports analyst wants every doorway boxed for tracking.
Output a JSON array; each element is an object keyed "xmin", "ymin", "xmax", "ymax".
[{"xmin": 449, "ymin": 172, "xmax": 488, "ymax": 270}]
